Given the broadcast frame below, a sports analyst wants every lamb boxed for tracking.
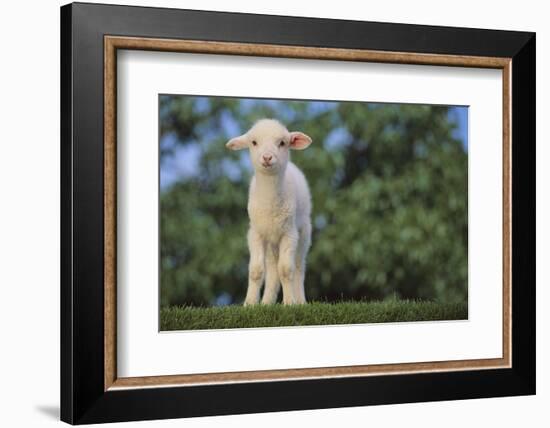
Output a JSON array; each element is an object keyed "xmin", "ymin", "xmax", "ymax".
[{"xmin": 226, "ymin": 119, "xmax": 313, "ymax": 305}]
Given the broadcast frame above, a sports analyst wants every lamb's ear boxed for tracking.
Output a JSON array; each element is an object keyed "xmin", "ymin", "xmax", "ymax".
[
  {"xmin": 289, "ymin": 132, "xmax": 312, "ymax": 150},
  {"xmin": 226, "ymin": 135, "xmax": 249, "ymax": 151}
]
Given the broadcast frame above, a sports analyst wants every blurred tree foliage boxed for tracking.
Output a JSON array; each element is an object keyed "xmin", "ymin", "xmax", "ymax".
[{"xmin": 160, "ymin": 96, "xmax": 467, "ymax": 307}]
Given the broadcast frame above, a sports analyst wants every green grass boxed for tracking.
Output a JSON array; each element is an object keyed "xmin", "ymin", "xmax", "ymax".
[{"xmin": 160, "ymin": 300, "xmax": 468, "ymax": 331}]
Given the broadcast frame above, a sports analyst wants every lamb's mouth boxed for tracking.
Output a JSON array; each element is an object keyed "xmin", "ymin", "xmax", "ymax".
[{"xmin": 261, "ymin": 162, "xmax": 274, "ymax": 169}]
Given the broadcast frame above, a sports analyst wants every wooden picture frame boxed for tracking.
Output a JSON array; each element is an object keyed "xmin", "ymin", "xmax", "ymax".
[{"xmin": 61, "ymin": 2, "xmax": 535, "ymax": 424}]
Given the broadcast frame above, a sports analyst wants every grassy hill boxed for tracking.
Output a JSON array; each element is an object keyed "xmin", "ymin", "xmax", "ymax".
[{"xmin": 160, "ymin": 300, "xmax": 468, "ymax": 331}]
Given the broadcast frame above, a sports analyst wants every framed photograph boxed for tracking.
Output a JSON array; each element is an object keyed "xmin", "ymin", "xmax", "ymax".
[{"xmin": 60, "ymin": 2, "xmax": 535, "ymax": 424}]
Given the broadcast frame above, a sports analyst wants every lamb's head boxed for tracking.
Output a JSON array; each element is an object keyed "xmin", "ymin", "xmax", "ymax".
[{"xmin": 226, "ymin": 119, "xmax": 312, "ymax": 175}]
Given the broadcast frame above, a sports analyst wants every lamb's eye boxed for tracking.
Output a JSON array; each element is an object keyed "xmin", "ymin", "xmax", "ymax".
[
  {"xmin": 252, "ymin": 140, "xmax": 257, "ymax": 146},
  {"xmin": 279, "ymin": 141, "xmax": 285, "ymax": 147}
]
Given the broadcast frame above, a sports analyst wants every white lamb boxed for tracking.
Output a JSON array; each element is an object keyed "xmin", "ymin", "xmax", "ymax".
[{"xmin": 226, "ymin": 119, "xmax": 313, "ymax": 305}]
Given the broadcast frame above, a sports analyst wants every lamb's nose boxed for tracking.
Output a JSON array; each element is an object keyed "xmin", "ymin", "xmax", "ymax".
[{"xmin": 263, "ymin": 154, "xmax": 273, "ymax": 162}]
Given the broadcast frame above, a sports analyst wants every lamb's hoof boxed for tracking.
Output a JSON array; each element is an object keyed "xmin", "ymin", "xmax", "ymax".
[{"xmin": 283, "ymin": 298, "xmax": 307, "ymax": 305}]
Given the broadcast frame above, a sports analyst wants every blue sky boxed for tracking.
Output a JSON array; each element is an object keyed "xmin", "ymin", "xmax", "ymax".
[
  {"xmin": 449, "ymin": 106, "xmax": 468, "ymax": 148},
  {"xmin": 160, "ymin": 99, "xmax": 468, "ymax": 189}
]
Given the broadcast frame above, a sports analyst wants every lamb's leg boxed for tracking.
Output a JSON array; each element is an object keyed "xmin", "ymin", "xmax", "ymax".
[
  {"xmin": 244, "ymin": 228, "xmax": 265, "ymax": 306},
  {"xmin": 261, "ymin": 245, "xmax": 280, "ymax": 304},
  {"xmin": 293, "ymin": 223, "xmax": 311, "ymax": 304},
  {"xmin": 278, "ymin": 231, "xmax": 298, "ymax": 305}
]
